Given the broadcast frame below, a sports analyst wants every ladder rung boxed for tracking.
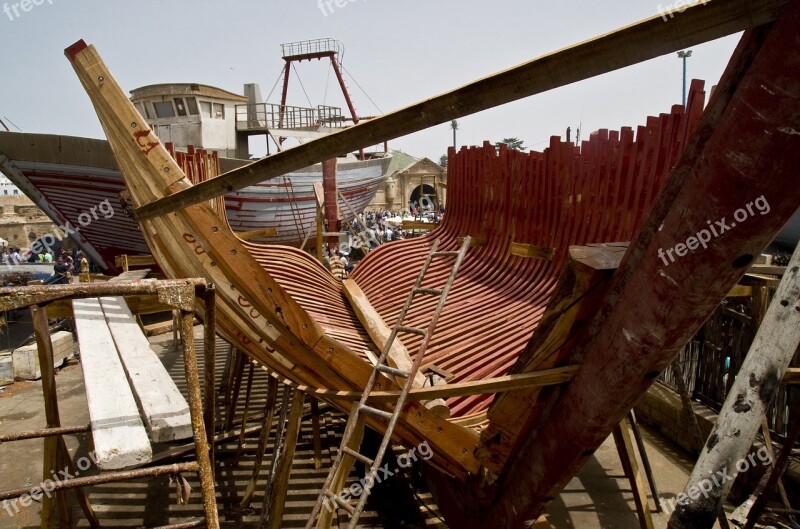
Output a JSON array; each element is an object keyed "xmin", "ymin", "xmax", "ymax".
[
  {"xmin": 377, "ymin": 364, "xmax": 410, "ymax": 378},
  {"xmin": 324, "ymin": 490, "xmax": 355, "ymax": 515},
  {"xmin": 432, "ymin": 251, "xmax": 459, "ymax": 258},
  {"xmin": 341, "ymin": 446, "xmax": 374, "ymax": 466},
  {"xmin": 413, "ymin": 287, "xmax": 444, "ymax": 296},
  {"xmin": 360, "ymin": 405, "xmax": 393, "ymax": 420},
  {"xmin": 396, "ymin": 325, "xmax": 427, "ymax": 336}
]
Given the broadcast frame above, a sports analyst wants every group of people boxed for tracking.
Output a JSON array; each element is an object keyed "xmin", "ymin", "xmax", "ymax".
[{"xmin": 1, "ymin": 245, "xmax": 90, "ymax": 279}]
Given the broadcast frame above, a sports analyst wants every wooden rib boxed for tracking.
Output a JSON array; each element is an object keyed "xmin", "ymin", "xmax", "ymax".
[
  {"xmin": 268, "ymin": 366, "xmax": 577, "ymax": 402},
  {"xmin": 236, "ymin": 227, "xmax": 279, "ymax": 240},
  {"xmin": 134, "ymin": 0, "xmax": 787, "ymax": 219},
  {"xmin": 351, "ymin": 85, "xmax": 707, "ymax": 421},
  {"xmin": 783, "ymin": 368, "xmax": 799, "ymax": 385},
  {"xmin": 509, "ymin": 243, "xmax": 556, "ymax": 260}
]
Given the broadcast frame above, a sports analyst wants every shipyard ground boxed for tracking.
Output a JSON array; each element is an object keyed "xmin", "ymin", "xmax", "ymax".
[{"xmin": 0, "ymin": 325, "xmax": 766, "ymax": 528}]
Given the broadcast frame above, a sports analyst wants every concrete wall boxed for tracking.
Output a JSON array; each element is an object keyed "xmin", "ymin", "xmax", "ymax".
[{"xmin": 635, "ymin": 381, "xmax": 799, "ymax": 501}]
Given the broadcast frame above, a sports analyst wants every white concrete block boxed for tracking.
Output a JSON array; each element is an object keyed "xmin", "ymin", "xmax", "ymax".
[
  {"xmin": 0, "ymin": 353, "xmax": 13, "ymax": 385},
  {"xmin": 11, "ymin": 331, "xmax": 73, "ymax": 380}
]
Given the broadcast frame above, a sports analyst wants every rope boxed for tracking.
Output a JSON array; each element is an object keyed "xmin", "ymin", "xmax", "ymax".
[
  {"xmin": 292, "ymin": 64, "xmax": 314, "ymax": 108},
  {"xmin": 342, "ymin": 64, "xmax": 383, "ymax": 114}
]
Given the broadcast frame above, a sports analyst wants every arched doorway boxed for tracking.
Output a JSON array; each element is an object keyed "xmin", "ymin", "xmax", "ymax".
[{"xmin": 409, "ymin": 184, "xmax": 437, "ymax": 213}]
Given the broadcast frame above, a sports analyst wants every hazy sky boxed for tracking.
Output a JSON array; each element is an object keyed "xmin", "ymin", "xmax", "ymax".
[{"xmin": 0, "ymin": 0, "xmax": 741, "ymax": 162}]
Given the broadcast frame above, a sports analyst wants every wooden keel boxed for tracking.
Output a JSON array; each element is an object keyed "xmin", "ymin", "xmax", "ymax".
[{"xmin": 65, "ymin": 40, "xmax": 480, "ymax": 478}]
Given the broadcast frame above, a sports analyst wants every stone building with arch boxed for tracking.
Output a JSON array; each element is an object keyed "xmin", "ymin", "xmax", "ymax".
[{"xmin": 365, "ymin": 151, "xmax": 446, "ymax": 214}]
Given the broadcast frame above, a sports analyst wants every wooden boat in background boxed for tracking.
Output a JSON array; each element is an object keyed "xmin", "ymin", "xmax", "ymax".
[
  {"xmin": 63, "ymin": 0, "xmax": 800, "ymax": 524},
  {"xmin": 0, "ymin": 131, "xmax": 389, "ymax": 269}
]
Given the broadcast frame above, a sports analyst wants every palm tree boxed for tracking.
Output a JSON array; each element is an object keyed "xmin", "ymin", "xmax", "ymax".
[
  {"xmin": 496, "ymin": 137, "xmax": 526, "ymax": 151},
  {"xmin": 450, "ymin": 120, "xmax": 459, "ymax": 149}
]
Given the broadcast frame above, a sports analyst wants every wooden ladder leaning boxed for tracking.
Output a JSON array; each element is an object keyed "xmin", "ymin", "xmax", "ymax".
[{"xmin": 305, "ymin": 236, "xmax": 471, "ymax": 529}]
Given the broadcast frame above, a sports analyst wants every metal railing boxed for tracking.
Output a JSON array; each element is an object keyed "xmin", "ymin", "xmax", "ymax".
[
  {"xmin": 281, "ymin": 38, "xmax": 343, "ymax": 63},
  {"xmin": 235, "ymin": 103, "xmax": 345, "ymax": 132}
]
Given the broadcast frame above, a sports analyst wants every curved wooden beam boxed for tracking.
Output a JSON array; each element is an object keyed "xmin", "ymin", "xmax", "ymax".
[{"xmin": 134, "ymin": 0, "xmax": 787, "ymax": 220}]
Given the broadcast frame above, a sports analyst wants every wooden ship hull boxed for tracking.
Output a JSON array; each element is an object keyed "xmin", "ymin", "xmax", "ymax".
[
  {"xmin": 0, "ymin": 131, "xmax": 389, "ymax": 270},
  {"xmin": 62, "ymin": 0, "xmax": 800, "ymax": 525}
]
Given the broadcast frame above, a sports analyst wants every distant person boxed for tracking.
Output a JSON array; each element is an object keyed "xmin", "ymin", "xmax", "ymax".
[{"xmin": 44, "ymin": 250, "xmax": 53, "ymax": 263}]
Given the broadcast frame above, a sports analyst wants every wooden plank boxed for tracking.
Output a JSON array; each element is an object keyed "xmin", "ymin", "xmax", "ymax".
[
  {"xmin": 99, "ymin": 296, "xmax": 193, "ymax": 442},
  {"xmin": 748, "ymin": 264, "xmax": 786, "ymax": 276},
  {"xmin": 31, "ymin": 306, "xmax": 62, "ymax": 529},
  {"xmin": 72, "ymin": 298, "xmax": 152, "ymax": 469},
  {"xmin": 313, "ymin": 181, "xmax": 325, "ymax": 209},
  {"xmin": 266, "ymin": 390, "xmax": 305, "ymax": 529},
  {"xmin": 342, "ymin": 279, "xmax": 427, "ymax": 389},
  {"xmin": 271, "ymin": 366, "xmax": 577, "ymax": 402},
  {"xmin": 401, "ymin": 221, "xmax": 437, "ymax": 231},
  {"xmin": 509, "ymin": 242, "xmax": 556, "ymax": 261},
  {"xmin": 311, "ymin": 399, "xmax": 323, "ymax": 470},
  {"xmin": 236, "ymin": 227, "xmax": 279, "ymax": 240},
  {"xmin": 727, "ymin": 284, "xmax": 753, "ymax": 297},
  {"xmin": 133, "ymin": 0, "xmax": 787, "ymax": 219},
  {"xmin": 613, "ymin": 418, "xmax": 655, "ymax": 529},
  {"xmin": 114, "ymin": 254, "xmax": 156, "ymax": 268},
  {"xmin": 457, "ymin": 236, "xmax": 486, "ymax": 246}
]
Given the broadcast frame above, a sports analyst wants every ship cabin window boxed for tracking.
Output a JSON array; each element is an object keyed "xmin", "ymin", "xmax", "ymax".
[
  {"xmin": 142, "ymin": 103, "xmax": 153, "ymax": 120},
  {"xmin": 213, "ymin": 103, "xmax": 225, "ymax": 119},
  {"xmin": 186, "ymin": 97, "xmax": 199, "ymax": 115},
  {"xmin": 174, "ymin": 98, "xmax": 187, "ymax": 117},
  {"xmin": 153, "ymin": 101, "xmax": 176, "ymax": 118},
  {"xmin": 199, "ymin": 101, "xmax": 212, "ymax": 119}
]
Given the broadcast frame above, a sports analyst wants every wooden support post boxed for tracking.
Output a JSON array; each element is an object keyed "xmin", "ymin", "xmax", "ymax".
[
  {"xmin": 224, "ymin": 350, "xmax": 245, "ymax": 432},
  {"xmin": 31, "ymin": 304, "xmax": 68, "ymax": 529},
  {"xmin": 240, "ymin": 375, "xmax": 279, "ymax": 510},
  {"xmin": 262, "ymin": 390, "xmax": 305, "ymax": 529},
  {"xmin": 613, "ymin": 416, "xmax": 655, "ymax": 529},
  {"xmin": 668, "ymin": 241, "xmax": 800, "ymax": 529},
  {"xmin": 758, "ymin": 418, "xmax": 794, "ymax": 515},
  {"xmin": 322, "ymin": 158, "xmax": 338, "ymax": 252},
  {"xmin": 628, "ymin": 411, "xmax": 662, "ymax": 513},
  {"xmin": 311, "ymin": 399, "xmax": 323, "ymax": 470},
  {"xmin": 260, "ymin": 385, "xmax": 292, "ymax": 526},
  {"xmin": 742, "ymin": 413, "xmax": 800, "ymax": 529},
  {"xmin": 233, "ymin": 362, "xmax": 256, "ymax": 465}
]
